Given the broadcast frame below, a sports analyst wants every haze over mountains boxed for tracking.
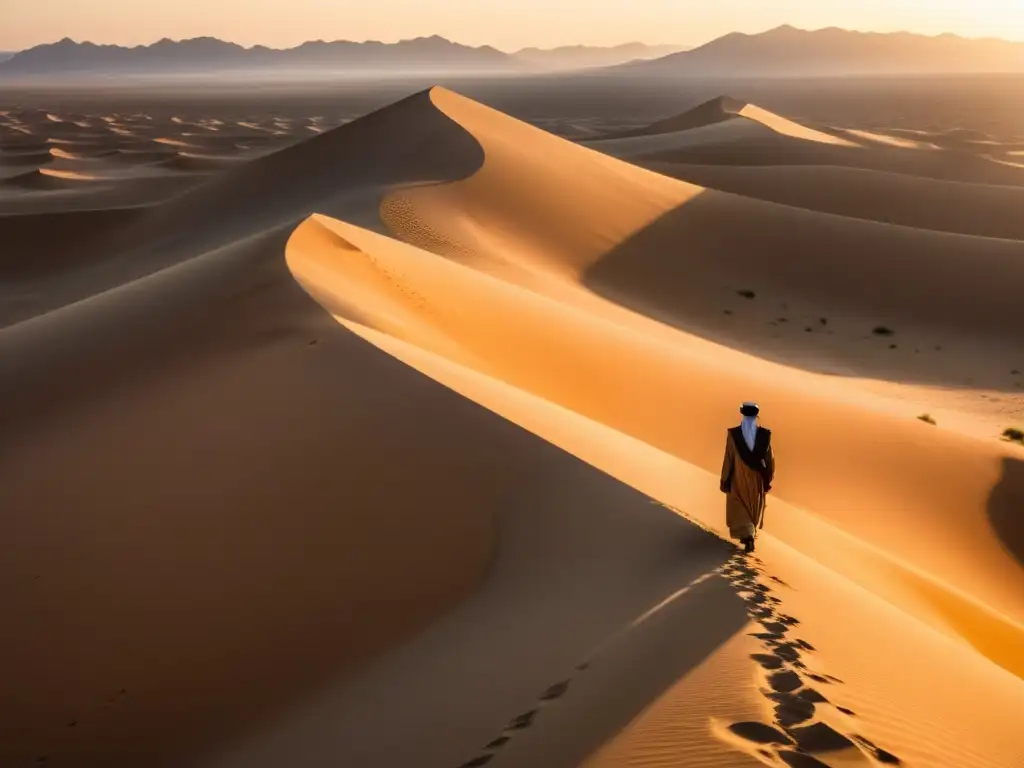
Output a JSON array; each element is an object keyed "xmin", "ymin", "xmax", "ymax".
[
  {"xmin": 514, "ymin": 42, "xmax": 687, "ymax": 70},
  {"xmin": 3, "ymin": 25, "xmax": 1024, "ymax": 78}
]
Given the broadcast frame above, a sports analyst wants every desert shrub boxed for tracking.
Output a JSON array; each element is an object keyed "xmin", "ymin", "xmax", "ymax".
[
  {"xmin": 1003, "ymin": 427, "xmax": 1024, "ymax": 444},
  {"xmin": 917, "ymin": 414, "xmax": 937, "ymax": 425}
]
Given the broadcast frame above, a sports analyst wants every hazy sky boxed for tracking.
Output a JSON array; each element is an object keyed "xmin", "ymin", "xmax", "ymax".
[{"xmin": 4, "ymin": 0, "xmax": 1024, "ymax": 51}]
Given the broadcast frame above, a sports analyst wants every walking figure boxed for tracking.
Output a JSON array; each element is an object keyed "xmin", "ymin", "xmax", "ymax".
[{"xmin": 720, "ymin": 401, "xmax": 775, "ymax": 553}]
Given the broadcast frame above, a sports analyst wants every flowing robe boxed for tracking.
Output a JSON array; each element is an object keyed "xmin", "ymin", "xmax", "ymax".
[{"xmin": 719, "ymin": 426, "xmax": 775, "ymax": 541}]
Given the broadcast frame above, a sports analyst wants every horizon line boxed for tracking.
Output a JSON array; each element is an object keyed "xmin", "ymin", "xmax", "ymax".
[{"xmin": 6, "ymin": 24, "xmax": 1024, "ymax": 56}]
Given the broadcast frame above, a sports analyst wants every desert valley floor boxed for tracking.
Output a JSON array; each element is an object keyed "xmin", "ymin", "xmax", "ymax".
[{"xmin": 1, "ymin": 76, "xmax": 1023, "ymax": 768}]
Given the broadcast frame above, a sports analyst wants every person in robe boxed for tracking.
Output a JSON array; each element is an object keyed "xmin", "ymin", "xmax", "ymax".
[{"xmin": 720, "ymin": 402, "xmax": 775, "ymax": 553}]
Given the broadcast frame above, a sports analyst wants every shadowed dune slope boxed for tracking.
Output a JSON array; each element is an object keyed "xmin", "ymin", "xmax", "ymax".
[
  {"xmin": 599, "ymin": 95, "xmax": 748, "ymax": 138},
  {"xmin": 642, "ymin": 161, "xmax": 1024, "ymax": 239},
  {"xmin": 1, "ymin": 221, "xmax": 668, "ymax": 766},
  {"xmin": 0, "ymin": 207, "xmax": 149, "ymax": 281}
]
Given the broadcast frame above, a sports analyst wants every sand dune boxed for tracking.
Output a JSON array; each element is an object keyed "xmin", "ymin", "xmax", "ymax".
[
  {"xmin": 0, "ymin": 107, "xmax": 306, "ymax": 219},
  {"xmin": 0, "ymin": 228, "xmax": 507, "ymax": 766},
  {"xmin": 593, "ymin": 97, "xmax": 858, "ymax": 147},
  {"xmin": 2, "ymin": 167, "xmax": 106, "ymax": 189},
  {"xmin": 157, "ymin": 151, "xmax": 248, "ymax": 172},
  {"xmin": 587, "ymin": 99, "xmax": 1024, "ymax": 187},
  {"xmin": 153, "ymin": 136, "xmax": 196, "ymax": 147},
  {"xmin": 1, "ymin": 84, "xmax": 1022, "ymax": 768},
  {"xmin": 601, "ymin": 95, "xmax": 748, "ymax": 138},
  {"xmin": 48, "ymin": 147, "xmax": 98, "ymax": 161},
  {"xmin": 0, "ymin": 149, "xmax": 53, "ymax": 167}
]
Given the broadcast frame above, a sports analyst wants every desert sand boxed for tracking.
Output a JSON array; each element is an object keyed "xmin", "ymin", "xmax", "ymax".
[{"xmin": 1, "ymin": 80, "xmax": 1022, "ymax": 768}]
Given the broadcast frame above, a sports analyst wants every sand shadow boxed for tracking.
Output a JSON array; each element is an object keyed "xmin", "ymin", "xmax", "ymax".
[
  {"xmin": 582, "ymin": 190, "xmax": 1023, "ymax": 392},
  {"xmin": 454, "ymin": 545, "xmax": 748, "ymax": 768},
  {"xmin": 987, "ymin": 455, "xmax": 1024, "ymax": 567}
]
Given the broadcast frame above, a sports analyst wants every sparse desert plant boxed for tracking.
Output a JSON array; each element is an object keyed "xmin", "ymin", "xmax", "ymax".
[
  {"xmin": 872, "ymin": 326, "xmax": 894, "ymax": 336},
  {"xmin": 737, "ymin": 289, "xmax": 756, "ymax": 299},
  {"xmin": 917, "ymin": 414, "xmax": 937, "ymax": 425},
  {"xmin": 1002, "ymin": 427, "xmax": 1024, "ymax": 444}
]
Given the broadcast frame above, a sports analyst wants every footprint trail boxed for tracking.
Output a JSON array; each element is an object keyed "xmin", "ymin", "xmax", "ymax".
[{"xmin": 719, "ymin": 553, "xmax": 903, "ymax": 766}]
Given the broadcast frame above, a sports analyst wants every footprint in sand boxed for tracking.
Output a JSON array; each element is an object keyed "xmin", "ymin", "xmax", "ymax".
[
  {"xmin": 751, "ymin": 652, "xmax": 786, "ymax": 670},
  {"xmin": 717, "ymin": 554, "xmax": 901, "ymax": 766},
  {"xmin": 456, "ymin": 672, "xmax": 578, "ymax": 765},
  {"xmin": 727, "ymin": 721, "xmax": 795, "ymax": 746},
  {"xmin": 540, "ymin": 680, "xmax": 570, "ymax": 701},
  {"xmin": 507, "ymin": 709, "xmax": 538, "ymax": 730},
  {"xmin": 768, "ymin": 670, "xmax": 804, "ymax": 693}
]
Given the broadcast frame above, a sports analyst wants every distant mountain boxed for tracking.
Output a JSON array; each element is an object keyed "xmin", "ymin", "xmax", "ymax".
[
  {"xmin": 10, "ymin": 27, "xmax": 1022, "ymax": 78},
  {"xmin": 616, "ymin": 25, "xmax": 1024, "ymax": 77},
  {"xmin": 0, "ymin": 52, "xmax": 14, "ymax": 63},
  {"xmin": 0, "ymin": 36, "xmax": 518, "ymax": 76},
  {"xmin": 513, "ymin": 42, "xmax": 687, "ymax": 70}
]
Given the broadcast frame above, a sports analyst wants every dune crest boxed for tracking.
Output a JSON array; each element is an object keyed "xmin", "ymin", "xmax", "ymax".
[{"xmin": 736, "ymin": 103, "xmax": 859, "ymax": 146}]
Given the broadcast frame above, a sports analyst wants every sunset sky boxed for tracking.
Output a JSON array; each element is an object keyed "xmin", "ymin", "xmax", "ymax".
[{"xmin": 4, "ymin": 0, "xmax": 1024, "ymax": 51}]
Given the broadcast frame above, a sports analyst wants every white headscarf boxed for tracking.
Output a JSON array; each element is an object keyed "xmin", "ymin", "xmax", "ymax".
[{"xmin": 741, "ymin": 415, "xmax": 758, "ymax": 451}]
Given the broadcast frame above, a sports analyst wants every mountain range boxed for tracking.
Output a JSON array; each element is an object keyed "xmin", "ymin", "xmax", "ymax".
[
  {"xmin": 0, "ymin": 36, "xmax": 512, "ymax": 75},
  {"xmin": 617, "ymin": 25, "xmax": 1024, "ymax": 77},
  {"xmin": 2, "ymin": 26, "xmax": 1023, "ymax": 78},
  {"xmin": 0, "ymin": 37, "xmax": 680, "ymax": 76}
]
